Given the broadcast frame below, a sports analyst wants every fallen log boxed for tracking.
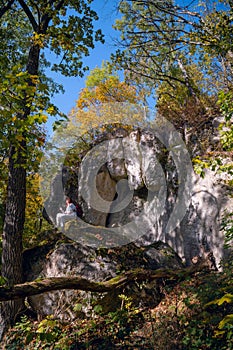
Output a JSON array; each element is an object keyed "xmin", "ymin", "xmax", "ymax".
[{"xmin": 0, "ymin": 261, "xmax": 212, "ymax": 302}]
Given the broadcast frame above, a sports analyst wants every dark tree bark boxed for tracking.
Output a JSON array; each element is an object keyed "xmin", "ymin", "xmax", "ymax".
[
  {"xmin": 0, "ymin": 144, "xmax": 26, "ymax": 336},
  {"xmin": 0, "ymin": 43, "xmax": 40, "ymax": 338}
]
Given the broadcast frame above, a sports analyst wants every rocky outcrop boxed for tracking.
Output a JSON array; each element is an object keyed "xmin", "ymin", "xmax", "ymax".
[
  {"xmin": 83, "ymin": 168, "xmax": 116, "ymax": 226},
  {"xmin": 24, "ymin": 241, "xmax": 183, "ymax": 320},
  {"xmin": 30, "ymin": 118, "xmax": 233, "ymax": 322},
  {"xmin": 44, "ymin": 124, "xmax": 232, "ymax": 268}
]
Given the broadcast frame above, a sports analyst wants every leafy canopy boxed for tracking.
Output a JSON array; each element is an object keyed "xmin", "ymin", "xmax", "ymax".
[{"xmin": 0, "ymin": 0, "xmax": 104, "ymax": 241}]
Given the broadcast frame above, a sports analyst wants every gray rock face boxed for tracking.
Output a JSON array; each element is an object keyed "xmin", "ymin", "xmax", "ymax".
[
  {"xmin": 45, "ymin": 126, "xmax": 231, "ymax": 268},
  {"xmin": 80, "ymin": 130, "xmax": 230, "ymax": 267},
  {"xmin": 83, "ymin": 169, "xmax": 116, "ymax": 226},
  {"xmin": 25, "ymin": 242, "xmax": 117, "ymax": 321},
  {"xmin": 25, "ymin": 241, "xmax": 183, "ymax": 319},
  {"xmin": 30, "ymin": 121, "xmax": 232, "ymax": 320}
]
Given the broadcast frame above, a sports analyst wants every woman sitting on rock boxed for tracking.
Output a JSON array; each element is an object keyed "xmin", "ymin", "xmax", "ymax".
[{"xmin": 56, "ymin": 197, "xmax": 77, "ymax": 230}]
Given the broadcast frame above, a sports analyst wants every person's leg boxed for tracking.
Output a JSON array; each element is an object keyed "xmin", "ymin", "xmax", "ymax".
[{"xmin": 56, "ymin": 213, "xmax": 65, "ymax": 228}]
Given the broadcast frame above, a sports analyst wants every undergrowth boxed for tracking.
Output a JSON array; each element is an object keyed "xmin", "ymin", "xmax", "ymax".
[{"xmin": 2, "ymin": 259, "xmax": 233, "ymax": 350}]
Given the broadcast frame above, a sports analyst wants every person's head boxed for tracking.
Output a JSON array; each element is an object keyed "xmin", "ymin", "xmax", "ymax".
[{"xmin": 65, "ymin": 197, "xmax": 72, "ymax": 205}]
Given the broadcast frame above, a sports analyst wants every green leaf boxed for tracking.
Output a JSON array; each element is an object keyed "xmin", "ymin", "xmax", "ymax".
[
  {"xmin": 73, "ymin": 303, "xmax": 83, "ymax": 312},
  {"xmin": 0, "ymin": 276, "xmax": 8, "ymax": 286},
  {"xmin": 93, "ymin": 304, "xmax": 103, "ymax": 314}
]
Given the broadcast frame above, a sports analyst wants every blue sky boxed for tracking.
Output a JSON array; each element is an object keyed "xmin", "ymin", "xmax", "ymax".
[
  {"xmin": 46, "ymin": 0, "xmax": 211, "ymax": 135},
  {"xmin": 46, "ymin": 0, "xmax": 119, "ymax": 134}
]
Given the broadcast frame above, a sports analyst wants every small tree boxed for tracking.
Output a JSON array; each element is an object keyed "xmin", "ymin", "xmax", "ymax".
[{"xmin": 70, "ymin": 63, "xmax": 144, "ymax": 134}]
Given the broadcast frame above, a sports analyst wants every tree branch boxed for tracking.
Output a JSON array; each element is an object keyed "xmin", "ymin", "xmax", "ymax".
[
  {"xmin": 40, "ymin": 0, "xmax": 65, "ymax": 34},
  {"xmin": 0, "ymin": 0, "xmax": 14, "ymax": 18},
  {"xmin": 0, "ymin": 263, "xmax": 212, "ymax": 302},
  {"xmin": 18, "ymin": 0, "xmax": 38, "ymax": 31}
]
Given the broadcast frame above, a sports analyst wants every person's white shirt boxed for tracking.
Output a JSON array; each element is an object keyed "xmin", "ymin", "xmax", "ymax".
[
  {"xmin": 65, "ymin": 202, "xmax": 76, "ymax": 214},
  {"xmin": 56, "ymin": 202, "xmax": 77, "ymax": 229}
]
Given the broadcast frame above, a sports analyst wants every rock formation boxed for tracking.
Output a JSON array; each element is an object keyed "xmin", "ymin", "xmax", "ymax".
[
  {"xmin": 23, "ymin": 240, "xmax": 183, "ymax": 320},
  {"xmin": 44, "ymin": 124, "xmax": 232, "ymax": 267}
]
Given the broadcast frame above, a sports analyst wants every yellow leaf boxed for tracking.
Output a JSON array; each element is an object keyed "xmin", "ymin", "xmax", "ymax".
[
  {"xmin": 219, "ymin": 314, "xmax": 233, "ymax": 329},
  {"xmin": 216, "ymin": 294, "xmax": 233, "ymax": 305},
  {"xmin": 213, "ymin": 330, "xmax": 225, "ymax": 338},
  {"xmin": 16, "ymin": 135, "xmax": 24, "ymax": 142}
]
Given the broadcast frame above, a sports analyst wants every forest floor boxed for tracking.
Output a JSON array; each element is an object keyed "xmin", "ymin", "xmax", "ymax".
[{"xmin": 2, "ymin": 262, "xmax": 233, "ymax": 350}]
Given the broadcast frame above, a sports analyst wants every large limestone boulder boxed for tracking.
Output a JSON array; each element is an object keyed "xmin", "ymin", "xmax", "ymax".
[
  {"xmin": 23, "ymin": 241, "xmax": 183, "ymax": 320},
  {"xmin": 44, "ymin": 126, "xmax": 232, "ymax": 268}
]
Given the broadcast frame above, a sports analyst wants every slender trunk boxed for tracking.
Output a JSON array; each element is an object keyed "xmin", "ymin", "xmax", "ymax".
[
  {"xmin": 0, "ymin": 43, "xmax": 40, "ymax": 338},
  {"xmin": 177, "ymin": 58, "xmax": 198, "ymax": 100}
]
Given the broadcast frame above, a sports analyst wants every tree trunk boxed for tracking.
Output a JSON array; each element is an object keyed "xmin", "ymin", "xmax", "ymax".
[
  {"xmin": 177, "ymin": 58, "xmax": 198, "ymax": 100},
  {"xmin": 0, "ymin": 43, "xmax": 40, "ymax": 338},
  {"xmin": 0, "ymin": 145, "xmax": 26, "ymax": 338}
]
